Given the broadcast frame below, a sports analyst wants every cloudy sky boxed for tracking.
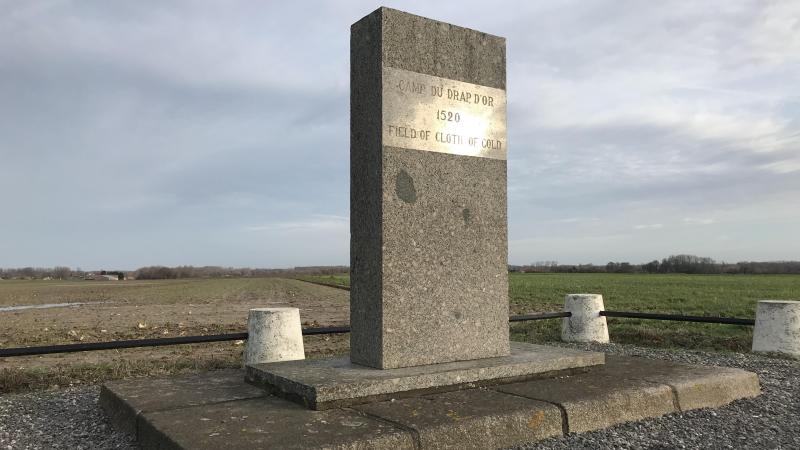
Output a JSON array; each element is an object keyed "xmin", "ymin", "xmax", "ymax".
[{"xmin": 1, "ymin": 1, "xmax": 798, "ymax": 269}]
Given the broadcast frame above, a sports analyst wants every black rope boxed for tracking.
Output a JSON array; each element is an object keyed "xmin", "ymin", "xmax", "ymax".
[
  {"xmin": 0, "ymin": 313, "xmax": 567, "ymax": 357},
  {"xmin": 302, "ymin": 325, "xmax": 350, "ymax": 335},
  {"xmin": 295, "ymin": 279, "xmax": 351, "ymax": 291},
  {"xmin": 509, "ymin": 311, "xmax": 571, "ymax": 321},
  {"xmin": 1, "ymin": 309, "xmax": 758, "ymax": 357},
  {"xmin": 0, "ymin": 332, "xmax": 247, "ymax": 357},
  {"xmin": 600, "ymin": 310, "xmax": 755, "ymax": 326}
]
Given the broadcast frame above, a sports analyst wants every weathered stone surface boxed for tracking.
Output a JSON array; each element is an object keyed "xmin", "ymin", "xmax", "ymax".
[
  {"xmin": 350, "ymin": 6, "xmax": 385, "ymax": 371},
  {"xmin": 669, "ymin": 366, "xmax": 761, "ymax": 411},
  {"xmin": 494, "ymin": 355, "xmax": 762, "ymax": 433},
  {"xmin": 561, "ymin": 294, "xmax": 609, "ymax": 343},
  {"xmin": 99, "ymin": 369, "xmax": 265, "ymax": 437},
  {"xmin": 381, "ymin": 9, "xmax": 505, "ymax": 89},
  {"xmin": 102, "ymin": 355, "xmax": 761, "ymax": 449},
  {"xmin": 752, "ymin": 300, "xmax": 800, "ymax": 357},
  {"xmin": 138, "ymin": 397, "xmax": 415, "ymax": 450},
  {"xmin": 350, "ymin": 6, "xmax": 510, "ymax": 369},
  {"xmin": 355, "ymin": 388, "xmax": 562, "ymax": 449},
  {"xmin": 247, "ymin": 342, "xmax": 603, "ymax": 410},
  {"xmin": 600, "ymin": 355, "xmax": 761, "ymax": 410},
  {"xmin": 244, "ymin": 307, "xmax": 305, "ymax": 365},
  {"xmin": 495, "ymin": 372, "xmax": 676, "ymax": 433}
]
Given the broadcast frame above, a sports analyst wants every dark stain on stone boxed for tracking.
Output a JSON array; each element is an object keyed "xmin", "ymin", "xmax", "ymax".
[
  {"xmin": 396, "ymin": 169, "xmax": 417, "ymax": 203},
  {"xmin": 462, "ymin": 208, "xmax": 471, "ymax": 225}
]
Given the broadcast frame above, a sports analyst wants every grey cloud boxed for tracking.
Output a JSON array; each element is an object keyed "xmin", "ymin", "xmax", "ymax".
[{"xmin": 1, "ymin": 1, "xmax": 798, "ymax": 268}]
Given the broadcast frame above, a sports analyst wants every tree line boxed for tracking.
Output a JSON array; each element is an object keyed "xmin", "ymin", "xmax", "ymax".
[
  {"xmin": 0, "ymin": 266, "xmax": 74, "ymax": 279},
  {"xmin": 0, "ymin": 265, "xmax": 349, "ymax": 280},
  {"xmin": 3, "ymin": 256, "xmax": 800, "ymax": 280},
  {"xmin": 510, "ymin": 255, "xmax": 800, "ymax": 274},
  {"xmin": 132, "ymin": 265, "xmax": 349, "ymax": 280}
]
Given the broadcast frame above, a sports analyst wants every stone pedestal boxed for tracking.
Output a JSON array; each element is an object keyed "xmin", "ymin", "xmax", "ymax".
[
  {"xmin": 244, "ymin": 7, "xmax": 603, "ymax": 409},
  {"xmin": 246, "ymin": 343, "xmax": 603, "ymax": 410},
  {"xmin": 562, "ymin": 294, "xmax": 610, "ymax": 343},
  {"xmin": 102, "ymin": 357, "xmax": 760, "ymax": 449},
  {"xmin": 244, "ymin": 308, "xmax": 304, "ymax": 365},
  {"xmin": 752, "ymin": 300, "xmax": 800, "ymax": 357}
]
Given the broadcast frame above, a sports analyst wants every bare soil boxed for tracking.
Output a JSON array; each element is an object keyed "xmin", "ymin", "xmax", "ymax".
[{"xmin": 0, "ymin": 278, "xmax": 351, "ymax": 391}]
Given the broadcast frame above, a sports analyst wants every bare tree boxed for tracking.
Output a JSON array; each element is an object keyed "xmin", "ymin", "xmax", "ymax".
[{"xmin": 53, "ymin": 266, "xmax": 71, "ymax": 279}]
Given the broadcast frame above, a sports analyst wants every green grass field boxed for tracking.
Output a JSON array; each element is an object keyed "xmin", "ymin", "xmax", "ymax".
[{"xmin": 304, "ymin": 273, "xmax": 800, "ymax": 352}]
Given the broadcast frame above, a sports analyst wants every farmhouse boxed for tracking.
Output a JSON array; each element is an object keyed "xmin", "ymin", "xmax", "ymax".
[{"xmin": 84, "ymin": 273, "xmax": 119, "ymax": 281}]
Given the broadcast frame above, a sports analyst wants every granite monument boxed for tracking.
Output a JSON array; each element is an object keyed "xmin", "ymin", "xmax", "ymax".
[
  {"xmin": 246, "ymin": 8, "xmax": 603, "ymax": 409},
  {"xmin": 100, "ymin": 10, "xmax": 762, "ymax": 448},
  {"xmin": 350, "ymin": 6, "xmax": 509, "ymax": 369}
]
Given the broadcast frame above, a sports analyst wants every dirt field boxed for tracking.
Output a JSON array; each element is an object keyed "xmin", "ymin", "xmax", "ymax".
[
  {"xmin": 0, "ymin": 278, "xmax": 349, "ymax": 346},
  {"xmin": 0, "ymin": 278, "xmax": 351, "ymax": 392}
]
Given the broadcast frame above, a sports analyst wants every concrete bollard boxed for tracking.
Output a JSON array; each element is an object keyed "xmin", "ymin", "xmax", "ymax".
[
  {"xmin": 244, "ymin": 307, "xmax": 305, "ymax": 365},
  {"xmin": 562, "ymin": 294, "xmax": 610, "ymax": 343},
  {"xmin": 752, "ymin": 300, "xmax": 800, "ymax": 357}
]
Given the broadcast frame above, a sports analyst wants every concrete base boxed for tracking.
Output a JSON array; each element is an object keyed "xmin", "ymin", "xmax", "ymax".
[
  {"xmin": 752, "ymin": 300, "xmax": 800, "ymax": 357},
  {"xmin": 101, "ymin": 354, "xmax": 760, "ymax": 450},
  {"xmin": 562, "ymin": 294, "xmax": 609, "ymax": 343},
  {"xmin": 245, "ymin": 342, "xmax": 604, "ymax": 410},
  {"xmin": 244, "ymin": 307, "xmax": 305, "ymax": 365}
]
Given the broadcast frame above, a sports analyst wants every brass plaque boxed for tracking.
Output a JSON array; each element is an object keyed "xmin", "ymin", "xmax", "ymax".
[{"xmin": 382, "ymin": 67, "xmax": 507, "ymax": 160}]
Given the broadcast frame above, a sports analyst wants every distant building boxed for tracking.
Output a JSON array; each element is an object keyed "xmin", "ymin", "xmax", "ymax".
[{"xmin": 84, "ymin": 273, "xmax": 119, "ymax": 281}]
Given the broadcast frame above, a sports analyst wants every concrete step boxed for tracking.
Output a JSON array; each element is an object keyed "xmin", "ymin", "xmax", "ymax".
[{"xmin": 100, "ymin": 352, "xmax": 760, "ymax": 449}]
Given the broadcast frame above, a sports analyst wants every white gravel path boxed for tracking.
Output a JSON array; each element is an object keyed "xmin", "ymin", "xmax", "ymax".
[{"xmin": 1, "ymin": 343, "xmax": 797, "ymax": 449}]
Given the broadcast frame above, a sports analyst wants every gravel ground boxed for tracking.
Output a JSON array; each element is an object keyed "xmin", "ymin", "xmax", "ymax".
[
  {"xmin": 0, "ymin": 344, "xmax": 797, "ymax": 449},
  {"xmin": 0, "ymin": 385, "xmax": 136, "ymax": 450}
]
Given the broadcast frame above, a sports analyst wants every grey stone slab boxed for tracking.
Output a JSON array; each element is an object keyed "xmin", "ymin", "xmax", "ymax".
[
  {"xmin": 495, "ymin": 371, "xmax": 677, "ymax": 433},
  {"xmin": 246, "ymin": 342, "xmax": 604, "ymax": 410},
  {"xmin": 494, "ymin": 356, "xmax": 761, "ymax": 434},
  {"xmin": 355, "ymin": 388, "xmax": 563, "ymax": 449},
  {"xmin": 101, "ymin": 356, "xmax": 762, "ymax": 449},
  {"xmin": 601, "ymin": 355, "xmax": 761, "ymax": 410},
  {"xmin": 99, "ymin": 369, "xmax": 265, "ymax": 437},
  {"xmin": 350, "ymin": 7, "xmax": 510, "ymax": 369},
  {"xmin": 138, "ymin": 397, "xmax": 415, "ymax": 450}
]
